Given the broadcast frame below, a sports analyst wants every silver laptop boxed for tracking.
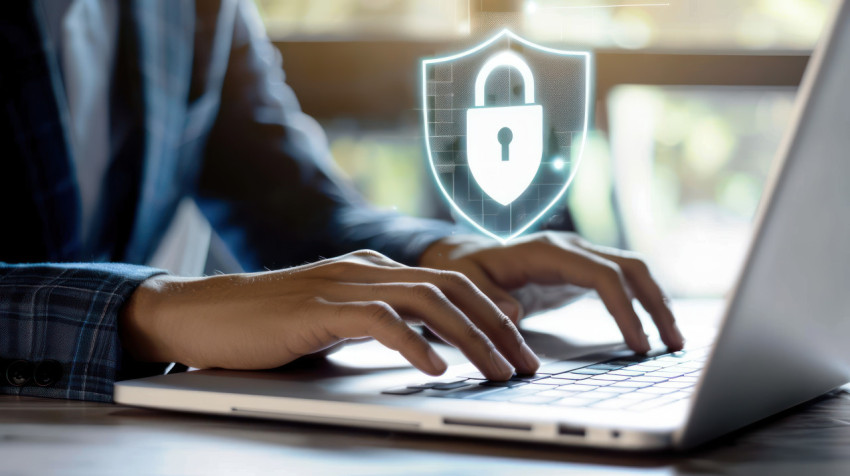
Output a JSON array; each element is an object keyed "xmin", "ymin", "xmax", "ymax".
[{"xmin": 114, "ymin": 0, "xmax": 850, "ymax": 450}]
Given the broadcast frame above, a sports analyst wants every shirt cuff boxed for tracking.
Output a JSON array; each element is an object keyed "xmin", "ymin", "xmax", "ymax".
[{"xmin": 0, "ymin": 262, "xmax": 166, "ymax": 402}]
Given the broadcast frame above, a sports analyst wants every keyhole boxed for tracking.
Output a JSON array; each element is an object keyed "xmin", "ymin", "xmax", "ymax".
[{"xmin": 498, "ymin": 127, "xmax": 513, "ymax": 162}]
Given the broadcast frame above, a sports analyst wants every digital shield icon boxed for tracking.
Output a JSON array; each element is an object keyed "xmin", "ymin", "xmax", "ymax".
[
  {"xmin": 467, "ymin": 50, "xmax": 543, "ymax": 206},
  {"xmin": 422, "ymin": 30, "xmax": 591, "ymax": 242}
]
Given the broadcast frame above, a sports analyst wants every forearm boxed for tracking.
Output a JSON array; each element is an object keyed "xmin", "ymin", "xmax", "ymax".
[{"xmin": 118, "ymin": 274, "xmax": 220, "ymax": 369}]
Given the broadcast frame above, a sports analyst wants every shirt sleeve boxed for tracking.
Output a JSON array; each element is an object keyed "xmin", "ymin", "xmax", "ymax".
[
  {"xmin": 0, "ymin": 262, "xmax": 166, "ymax": 402},
  {"xmin": 195, "ymin": 0, "xmax": 459, "ymax": 272}
]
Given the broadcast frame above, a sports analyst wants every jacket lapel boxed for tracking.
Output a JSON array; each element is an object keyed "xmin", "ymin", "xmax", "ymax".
[{"xmin": 120, "ymin": 0, "xmax": 195, "ymax": 264}]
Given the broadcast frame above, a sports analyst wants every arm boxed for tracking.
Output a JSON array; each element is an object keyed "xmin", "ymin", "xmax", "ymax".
[
  {"xmin": 0, "ymin": 262, "xmax": 166, "ymax": 402},
  {"xmin": 195, "ymin": 1, "xmax": 455, "ymax": 271},
  {"xmin": 116, "ymin": 232, "xmax": 684, "ymax": 387},
  {"xmin": 119, "ymin": 250, "xmax": 538, "ymax": 382}
]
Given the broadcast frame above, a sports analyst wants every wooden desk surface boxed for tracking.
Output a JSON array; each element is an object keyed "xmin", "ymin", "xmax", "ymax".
[
  {"xmin": 3, "ymin": 300, "xmax": 849, "ymax": 475},
  {"xmin": 2, "ymin": 390, "xmax": 850, "ymax": 475}
]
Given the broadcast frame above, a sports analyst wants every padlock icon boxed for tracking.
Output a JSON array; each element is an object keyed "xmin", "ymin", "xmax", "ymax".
[{"xmin": 466, "ymin": 50, "xmax": 543, "ymax": 206}]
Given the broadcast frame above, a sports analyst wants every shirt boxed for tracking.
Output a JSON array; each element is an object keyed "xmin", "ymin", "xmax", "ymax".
[{"xmin": 38, "ymin": 0, "xmax": 119, "ymax": 246}]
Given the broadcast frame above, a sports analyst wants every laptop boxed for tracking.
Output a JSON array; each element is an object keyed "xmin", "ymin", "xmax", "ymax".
[{"xmin": 114, "ymin": 0, "xmax": 850, "ymax": 450}]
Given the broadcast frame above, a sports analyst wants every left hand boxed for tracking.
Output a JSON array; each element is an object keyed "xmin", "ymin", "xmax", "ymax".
[{"xmin": 419, "ymin": 232, "xmax": 685, "ymax": 353}]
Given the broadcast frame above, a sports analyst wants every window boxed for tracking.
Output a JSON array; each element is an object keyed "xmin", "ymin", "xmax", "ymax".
[
  {"xmin": 254, "ymin": 0, "xmax": 469, "ymax": 39},
  {"xmin": 605, "ymin": 85, "xmax": 795, "ymax": 296},
  {"xmin": 524, "ymin": 0, "xmax": 831, "ymax": 51},
  {"xmin": 256, "ymin": 0, "xmax": 832, "ymax": 50}
]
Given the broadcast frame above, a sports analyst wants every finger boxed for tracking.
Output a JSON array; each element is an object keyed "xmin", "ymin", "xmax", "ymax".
[
  {"xmin": 585, "ymin": 259, "xmax": 651, "ymax": 353},
  {"xmin": 506, "ymin": 242, "xmax": 652, "ymax": 353},
  {"xmin": 456, "ymin": 264, "xmax": 525, "ymax": 324},
  {"xmin": 575, "ymin": 244, "xmax": 684, "ymax": 350},
  {"xmin": 359, "ymin": 267, "xmax": 538, "ymax": 374},
  {"xmin": 321, "ymin": 282, "xmax": 519, "ymax": 379},
  {"xmin": 310, "ymin": 263, "xmax": 537, "ymax": 374},
  {"xmin": 419, "ymin": 270, "xmax": 538, "ymax": 374},
  {"xmin": 319, "ymin": 299, "xmax": 448, "ymax": 376}
]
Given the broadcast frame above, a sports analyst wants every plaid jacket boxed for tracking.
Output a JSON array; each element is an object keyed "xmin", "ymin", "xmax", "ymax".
[{"xmin": 0, "ymin": 1, "xmax": 455, "ymax": 402}]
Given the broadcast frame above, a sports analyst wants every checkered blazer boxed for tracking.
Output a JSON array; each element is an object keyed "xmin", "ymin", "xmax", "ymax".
[{"xmin": 0, "ymin": 1, "xmax": 455, "ymax": 402}]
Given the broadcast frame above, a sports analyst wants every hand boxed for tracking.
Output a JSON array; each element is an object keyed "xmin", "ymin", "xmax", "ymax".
[
  {"xmin": 419, "ymin": 232, "xmax": 685, "ymax": 353},
  {"xmin": 119, "ymin": 250, "xmax": 540, "ymax": 380}
]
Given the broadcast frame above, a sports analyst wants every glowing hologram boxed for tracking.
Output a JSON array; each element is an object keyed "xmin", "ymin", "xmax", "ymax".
[
  {"xmin": 467, "ymin": 50, "xmax": 542, "ymax": 206},
  {"xmin": 473, "ymin": 51, "xmax": 535, "ymax": 106},
  {"xmin": 552, "ymin": 157, "xmax": 566, "ymax": 170},
  {"xmin": 422, "ymin": 29, "xmax": 592, "ymax": 243}
]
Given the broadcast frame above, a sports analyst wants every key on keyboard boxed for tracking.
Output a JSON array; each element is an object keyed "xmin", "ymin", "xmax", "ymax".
[{"xmin": 382, "ymin": 347, "xmax": 708, "ymax": 411}]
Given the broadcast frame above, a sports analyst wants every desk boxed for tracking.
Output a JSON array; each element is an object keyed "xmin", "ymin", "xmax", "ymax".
[
  {"xmin": 3, "ymin": 300, "xmax": 849, "ymax": 475},
  {"xmin": 2, "ymin": 390, "xmax": 850, "ymax": 475}
]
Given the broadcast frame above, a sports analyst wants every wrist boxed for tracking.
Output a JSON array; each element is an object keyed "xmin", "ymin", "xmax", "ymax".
[{"xmin": 119, "ymin": 275, "xmax": 176, "ymax": 364}]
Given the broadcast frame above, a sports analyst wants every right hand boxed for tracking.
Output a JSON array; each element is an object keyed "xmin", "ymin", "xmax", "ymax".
[{"xmin": 119, "ymin": 250, "xmax": 540, "ymax": 380}]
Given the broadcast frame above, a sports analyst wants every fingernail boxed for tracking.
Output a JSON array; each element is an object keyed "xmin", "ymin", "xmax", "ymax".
[
  {"xmin": 496, "ymin": 300, "xmax": 519, "ymax": 321},
  {"xmin": 490, "ymin": 350, "xmax": 515, "ymax": 380},
  {"xmin": 427, "ymin": 348, "xmax": 447, "ymax": 374},
  {"xmin": 662, "ymin": 325, "xmax": 685, "ymax": 351},
  {"xmin": 673, "ymin": 324, "xmax": 686, "ymax": 348},
  {"xmin": 640, "ymin": 334, "xmax": 652, "ymax": 353},
  {"xmin": 519, "ymin": 343, "xmax": 540, "ymax": 372},
  {"xmin": 630, "ymin": 334, "xmax": 651, "ymax": 354}
]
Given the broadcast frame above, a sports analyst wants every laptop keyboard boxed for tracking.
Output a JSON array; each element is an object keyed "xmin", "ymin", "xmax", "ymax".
[{"xmin": 382, "ymin": 347, "xmax": 708, "ymax": 411}]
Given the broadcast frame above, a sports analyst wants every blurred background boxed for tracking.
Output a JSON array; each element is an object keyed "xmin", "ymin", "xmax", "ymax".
[{"xmin": 252, "ymin": 0, "xmax": 833, "ymax": 298}]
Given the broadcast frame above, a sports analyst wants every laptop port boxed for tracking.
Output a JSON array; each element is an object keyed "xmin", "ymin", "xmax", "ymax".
[
  {"xmin": 442, "ymin": 418, "xmax": 532, "ymax": 432},
  {"xmin": 557, "ymin": 424, "xmax": 586, "ymax": 437}
]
